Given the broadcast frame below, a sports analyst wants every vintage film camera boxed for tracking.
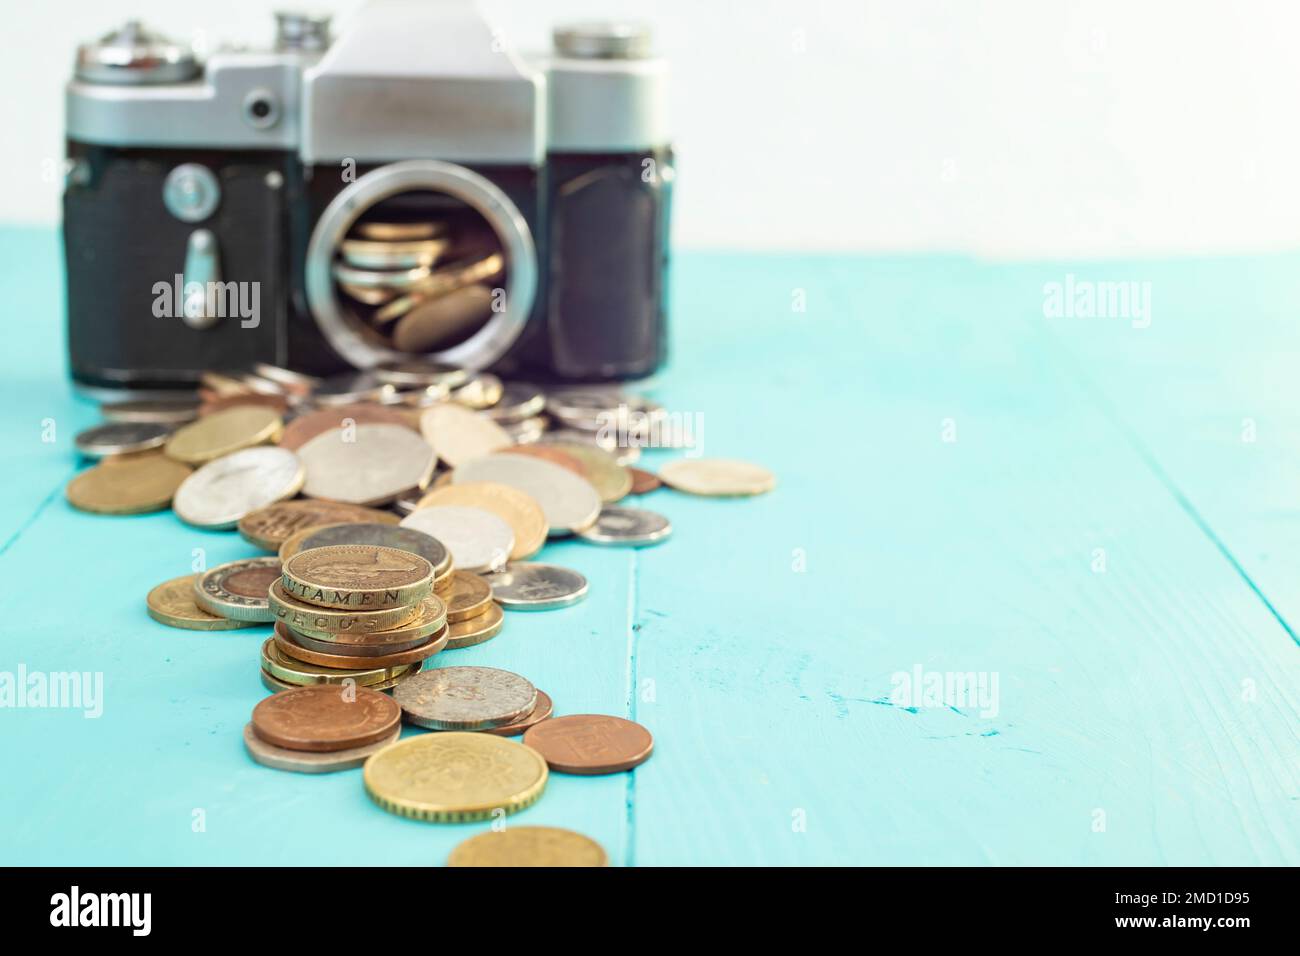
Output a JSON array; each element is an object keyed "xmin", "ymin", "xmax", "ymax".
[{"xmin": 63, "ymin": 0, "xmax": 673, "ymax": 394}]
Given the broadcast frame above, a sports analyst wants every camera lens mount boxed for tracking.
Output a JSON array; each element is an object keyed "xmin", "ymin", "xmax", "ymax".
[{"xmin": 305, "ymin": 161, "xmax": 537, "ymax": 372}]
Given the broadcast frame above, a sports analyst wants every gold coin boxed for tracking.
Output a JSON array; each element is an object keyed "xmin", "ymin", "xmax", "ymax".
[
  {"xmin": 260, "ymin": 638, "xmax": 414, "ymax": 687},
  {"xmin": 659, "ymin": 458, "xmax": 776, "ymax": 497},
  {"xmin": 163, "ymin": 405, "xmax": 283, "ymax": 464},
  {"xmin": 447, "ymin": 826, "xmax": 608, "ymax": 867},
  {"xmin": 259, "ymin": 668, "xmax": 415, "ymax": 695},
  {"xmin": 416, "ymin": 481, "xmax": 546, "ymax": 559},
  {"xmin": 281, "ymin": 545, "xmax": 433, "ymax": 610},
  {"xmin": 544, "ymin": 442, "xmax": 632, "ymax": 503},
  {"xmin": 67, "ymin": 453, "xmax": 192, "ymax": 514},
  {"xmin": 443, "ymin": 570, "xmax": 493, "ymax": 622},
  {"xmin": 445, "ymin": 602, "xmax": 504, "ymax": 649},
  {"xmin": 364, "ymin": 732, "xmax": 548, "ymax": 822},
  {"xmin": 146, "ymin": 573, "xmax": 252, "ymax": 630},
  {"xmin": 267, "ymin": 579, "xmax": 419, "ymax": 637}
]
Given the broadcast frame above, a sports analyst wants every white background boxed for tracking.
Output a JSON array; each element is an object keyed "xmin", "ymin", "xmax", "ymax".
[{"xmin": 5, "ymin": 0, "xmax": 1300, "ymax": 256}]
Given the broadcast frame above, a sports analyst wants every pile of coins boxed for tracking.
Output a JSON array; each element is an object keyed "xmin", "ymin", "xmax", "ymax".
[
  {"xmin": 71, "ymin": 359, "xmax": 777, "ymax": 865},
  {"xmin": 265, "ymin": 544, "xmax": 449, "ymax": 692},
  {"xmin": 334, "ymin": 219, "xmax": 502, "ymax": 353}
]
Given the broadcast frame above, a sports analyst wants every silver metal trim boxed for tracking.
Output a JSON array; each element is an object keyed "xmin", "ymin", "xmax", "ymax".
[
  {"xmin": 163, "ymin": 163, "xmax": 221, "ymax": 222},
  {"xmin": 304, "ymin": 160, "xmax": 536, "ymax": 372}
]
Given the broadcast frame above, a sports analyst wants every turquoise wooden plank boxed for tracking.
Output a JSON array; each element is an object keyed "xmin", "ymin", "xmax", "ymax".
[{"xmin": 1, "ymin": 228, "xmax": 1297, "ymax": 865}]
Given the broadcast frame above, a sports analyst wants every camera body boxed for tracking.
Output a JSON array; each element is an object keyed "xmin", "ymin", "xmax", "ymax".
[{"xmin": 63, "ymin": 1, "xmax": 673, "ymax": 394}]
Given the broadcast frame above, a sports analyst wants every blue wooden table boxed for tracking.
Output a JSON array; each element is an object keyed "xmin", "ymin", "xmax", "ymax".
[{"xmin": 1, "ymin": 226, "xmax": 1296, "ymax": 865}]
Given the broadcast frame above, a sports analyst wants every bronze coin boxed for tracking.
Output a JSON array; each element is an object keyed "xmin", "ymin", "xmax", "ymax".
[
  {"xmin": 223, "ymin": 564, "xmax": 282, "ymax": 600},
  {"xmin": 240, "ymin": 500, "xmax": 399, "ymax": 550},
  {"xmin": 628, "ymin": 467, "xmax": 662, "ymax": 495},
  {"xmin": 279, "ymin": 403, "xmax": 418, "ymax": 450},
  {"xmin": 274, "ymin": 621, "xmax": 449, "ymax": 669},
  {"xmin": 250, "ymin": 684, "xmax": 401, "ymax": 753},
  {"xmin": 482, "ymin": 689, "xmax": 554, "ymax": 737},
  {"xmin": 522, "ymin": 715, "xmax": 653, "ymax": 774},
  {"xmin": 497, "ymin": 445, "xmax": 586, "ymax": 477},
  {"xmin": 443, "ymin": 570, "xmax": 493, "ymax": 622}
]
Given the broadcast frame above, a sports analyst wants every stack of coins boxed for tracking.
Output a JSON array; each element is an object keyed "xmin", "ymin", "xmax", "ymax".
[
  {"xmin": 263, "ymin": 544, "xmax": 449, "ymax": 692},
  {"xmin": 244, "ymin": 684, "xmax": 403, "ymax": 774},
  {"xmin": 333, "ymin": 218, "xmax": 503, "ymax": 354}
]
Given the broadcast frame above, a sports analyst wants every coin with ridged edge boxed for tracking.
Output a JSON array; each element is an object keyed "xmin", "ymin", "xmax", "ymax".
[
  {"xmin": 281, "ymin": 545, "xmax": 433, "ymax": 610},
  {"xmin": 251, "ymin": 684, "xmax": 401, "ymax": 753},
  {"xmin": 267, "ymin": 579, "xmax": 418, "ymax": 637},
  {"xmin": 447, "ymin": 825, "xmax": 607, "ymax": 866},
  {"xmin": 393, "ymin": 666, "xmax": 537, "ymax": 730},
  {"xmin": 363, "ymin": 732, "xmax": 548, "ymax": 822},
  {"xmin": 146, "ymin": 573, "xmax": 251, "ymax": 631},
  {"xmin": 194, "ymin": 557, "xmax": 281, "ymax": 622}
]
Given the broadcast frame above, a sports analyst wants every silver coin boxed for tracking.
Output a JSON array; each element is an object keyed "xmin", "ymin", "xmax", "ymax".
[
  {"xmin": 311, "ymin": 371, "xmax": 397, "ymax": 406},
  {"xmin": 99, "ymin": 398, "xmax": 200, "ymax": 425},
  {"xmin": 392, "ymin": 666, "xmax": 537, "ymax": 730},
  {"xmin": 340, "ymin": 237, "xmax": 447, "ymax": 270},
  {"xmin": 451, "ymin": 454, "xmax": 600, "ymax": 535},
  {"xmin": 482, "ymin": 563, "xmax": 589, "ymax": 610},
  {"xmin": 372, "ymin": 360, "xmax": 469, "ymax": 390},
  {"xmin": 450, "ymin": 372, "xmax": 504, "ymax": 410},
  {"xmin": 74, "ymin": 421, "xmax": 172, "ymax": 458},
  {"xmin": 194, "ymin": 557, "xmax": 281, "ymax": 622},
  {"xmin": 400, "ymin": 505, "xmax": 513, "ymax": 574},
  {"xmin": 486, "ymin": 383, "xmax": 546, "ymax": 423},
  {"xmin": 242, "ymin": 722, "xmax": 402, "ymax": 774},
  {"xmin": 331, "ymin": 259, "xmax": 433, "ymax": 290},
  {"xmin": 297, "ymin": 423, "xmax": 436, "ymax": 506},
  {"xmin": 578, "ymin": 506, "xmax": 672, "ymax": 547},
  {"xmin": 545, "ymin": 390, "xmax": 664, "ymax": 433},
  {"xmin": 541, "ymin": 428, "xmax": 640, "ymax": 466},
  {"xmin": 298, "ymin": 522, "xmax": 450, "ymax": 575},
  {"xmin": 173, "ymin": 446, "xmax": 305, "ymax": 529}
]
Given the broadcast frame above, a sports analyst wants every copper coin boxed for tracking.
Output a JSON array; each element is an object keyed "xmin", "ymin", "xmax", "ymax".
[
  {"xmin": 279, "ymin": 403, "xmax": 418, "ymax": 450},
  {"xmin": 239, "ymin": 500, "xmax": 398, "ymax": 550},
  {"xmin": 250, "ymin": 684, "xmax": 401, "ymax": 753},
  {"xmin": 628, "ymin": 467, "xmax": 662, "ymax": 495},
  {"xmin": 198, "ymin": 392, "xmax": 291, "ymax": 416},
  {"xmin": 497, "ymin": 445, "xmax": 586, "ymax": 477},
  {"xmin": 274, "ymin": 621, "xmax": 449, "ymax": 669},
  {"xmin": 443, "ymin": 570, "xmax": 493, "ymax": 622},
  {"xmin": 523, "ymin": 715, "xmax": 653, "ymax": 774},
  {"xmin": 482, "ymin": 689, "xmax": 554, "ymax": 737}
]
